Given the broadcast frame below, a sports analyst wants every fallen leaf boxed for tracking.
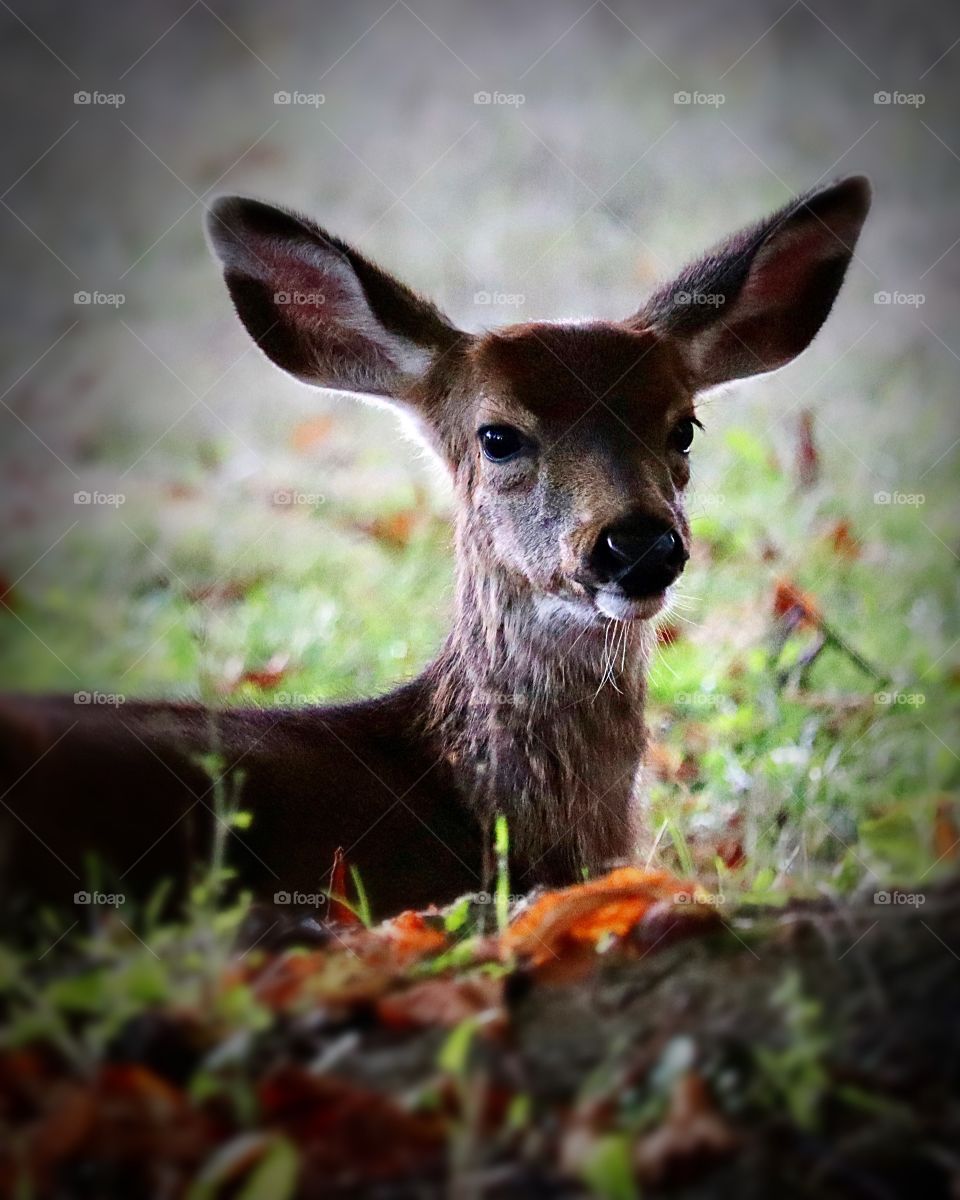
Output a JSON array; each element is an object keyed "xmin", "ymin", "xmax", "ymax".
[
  {"xmin": 634, "ymin": 1072, "xmax": 739, "ymax": 1184},
  {"xmin": 378, "ymin": 910, "xmax": 448, "ymax": 964},
  {"xmin": 359, "ymin": 509, "xmax": 418, "ymax": 550},
  {"xmin": 258, "ymin": 1067, "xmax": 444, "ymax": 1185},
  {"xmin": 290, "ymin": 415, "xmax": 335, "ymax": 453},
  {"xmin": 934, "ymin": 796, "xmax": 960, "ymax": 863},
  {"xmin": 656, "ymin": 622, "xmax": 683, "ymax": 647},
  {"xmin": 773, "ymin": 578, "xmax": 820, "ymax": 630},
  {"xmin": 240, "ymin": 653, "xmax": 291, "ymax": 691},
  {"xmin": 0, "ymin": 574, "xmax": 16, "ymax": 610},
  {"xmin": 501, "ymin": 868, "xmax": 708, "ymax": 965},
  {"xmin": 795, "ymin": 409, "xmax": 820, "ymax": 490},
  {"xmin": 827, "ymin": 518, "xmax": 860, "ymax": 560},
  {"xmin": 376, "ymin": 975, "xmax": 504, "ymax": 1031},
  {"xmin": 646, "ymin": 742, "xmax": 684, "ymax": 783}
]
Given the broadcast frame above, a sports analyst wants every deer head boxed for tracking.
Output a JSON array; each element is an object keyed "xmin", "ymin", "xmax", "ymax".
[{"xmin": 206, "ymin": 177, "xmax": 870, "ymax": 629}]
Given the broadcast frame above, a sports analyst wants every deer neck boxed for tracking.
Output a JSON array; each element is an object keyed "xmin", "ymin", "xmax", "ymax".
[{"xmin": 425, "ymin": 523, "xmax": 652, "ymax": 882}]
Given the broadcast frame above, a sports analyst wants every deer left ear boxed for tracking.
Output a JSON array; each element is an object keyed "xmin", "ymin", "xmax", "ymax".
[{"xmin": 628, "ymin": 175, "xmax": 872, "ymax": 390}]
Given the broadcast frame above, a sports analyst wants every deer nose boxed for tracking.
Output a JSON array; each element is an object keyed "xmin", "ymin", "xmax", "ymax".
[{"xmin": 590, "ymin": 517, "xmax": 687, "ymax": 596}]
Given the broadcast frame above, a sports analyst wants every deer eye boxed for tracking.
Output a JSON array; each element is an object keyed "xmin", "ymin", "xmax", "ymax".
[
  {"xmin": 670, "ymin": 418, "xmax": 700, "ymax": 455},
  {"xmin": 478, "ymin": 425, "xmax": 533, "ymax": 463}
]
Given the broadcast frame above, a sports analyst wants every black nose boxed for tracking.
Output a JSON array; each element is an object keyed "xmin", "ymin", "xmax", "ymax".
[{"xmin": 590, "ymin": 517, "xmax": 687, "ymax": 596}]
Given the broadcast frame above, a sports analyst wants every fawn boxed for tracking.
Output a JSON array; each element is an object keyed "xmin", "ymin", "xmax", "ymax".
[{"xmin": 0, "ymin": 176, "xmax": 870, "ymax": 925}]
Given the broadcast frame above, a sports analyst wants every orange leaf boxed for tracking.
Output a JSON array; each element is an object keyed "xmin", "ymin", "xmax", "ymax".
[
  {"xmin": 501, "ymin": 867, "xmax": 705, "ymax": 965},
  {"xmin": 360, "ymin": 510, "xmax": 418, "ymax": 550},
  {"xmin": 828, "ymin": 518, "xmax": 860, "ymax": 560},
  {"xmin": 378, "ymin": 910, "xmax": 447, "ymax": 964},
  {"xmin": 290, "ymin": 415, "xmax": 335, "ymax": 453},
  {"xmin": 773, "ymin": 578, "xmax": 820, "ymax": 629}
]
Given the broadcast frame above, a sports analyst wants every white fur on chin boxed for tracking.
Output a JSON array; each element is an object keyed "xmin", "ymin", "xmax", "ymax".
[{"xmin": 595, "ymin": 588, "xmax": 666, "ymax": 622}]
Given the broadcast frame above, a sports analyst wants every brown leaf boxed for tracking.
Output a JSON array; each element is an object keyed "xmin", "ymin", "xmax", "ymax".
[
  {"xmin": 934, "ymin": 796, "xmax": 960, "ymax": 863},
  {"xmin": 827, "ymin": 518, "xmax": 861, "ymax": 560},
  {"xmin": 327, "ymin": 846, "xmax": 363, "ymax": 926},
  {"xmin": 0, "ymin": 574, "xmax": 16, "ymax": 610},
  {"xmin": 647, "ymin": 741, "xmax": 684, "ymax": 783},
  {"xmin": 795, "ymin": 409, "xmax": 820, "ymax": 490},
  {"xmin": 773, "ymin": 578, "xmax": 820, "ymax": 630},
  {"xmin": 259, "ymin": 1067, "xmax": 444, "ymax": 1184},
  {"xmin": 376, "ymin": 975, "xmax": 504, "ymax": 1031},
  {"xmin": 360, "ymin": 509, "xmax": 419, "ymax": 550},
  {"xmin": 240, "ymin": 653, "xmax": 291, "ymax": 691},
  {"xmin": 634, "ymin": 1072, "xmax": 740, "ymax": 1184}
]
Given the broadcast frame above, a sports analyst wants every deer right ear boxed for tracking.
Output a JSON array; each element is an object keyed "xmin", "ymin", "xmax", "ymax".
[
  {"xmin": 629, "ymin": 176, "xmax": 872, "ymax": 391},
  {"xmin": 205, "ymin": 196, "xmax": 462, "ymax": 402}
]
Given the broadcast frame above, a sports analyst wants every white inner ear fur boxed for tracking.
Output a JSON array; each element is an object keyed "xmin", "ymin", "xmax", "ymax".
[{"xmin": 296, "ymin": 246, "xmax": 435, "ymax": 387}]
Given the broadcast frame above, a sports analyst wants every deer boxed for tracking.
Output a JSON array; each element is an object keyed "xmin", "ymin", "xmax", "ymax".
[{"xmin": 0, "ymin": 176, "xmax": 871, "ymax": 929}]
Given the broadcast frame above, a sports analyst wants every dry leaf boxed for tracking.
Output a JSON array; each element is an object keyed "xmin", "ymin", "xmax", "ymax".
[
  {"xmin": 291, "ymin": 415, "xmax": 335, "ymax": 453},
  {"xmin": 773, "ymin": 578, "xmax": 820, "ymax": 630},
  {"xmin": 795, "ymin": 409, "xmax": 820, "ymax": 490},
  {"xmin": 934, "ymin": 796, "xmax": 960, "ymax": 863},
  {"xmin": 635, "ymin": 1072, "xmax": 739, "ymax": 1183},
  {"xmin": 378, "ymin": 910, "xmax": 448, "ymax": 963},
  {"xmin": 376, "ymin": 975, "xmax": 504, "ymax": 1031},
  {"xmin": 828, "ymin": 518, "xmax": 860, "ymax": 560},
  {"xmin": 240, "ymin": 653, "xmax": 291, "ymax": 691},
  {"xmin": 501, "ymin": 867, "xmax": 704, "ymax": 965}
]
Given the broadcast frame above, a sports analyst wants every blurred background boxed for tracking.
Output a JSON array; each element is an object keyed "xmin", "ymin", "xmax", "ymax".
[{"xmin": 0, "ymin": 0, "xmax": 957, "ymax": 891}]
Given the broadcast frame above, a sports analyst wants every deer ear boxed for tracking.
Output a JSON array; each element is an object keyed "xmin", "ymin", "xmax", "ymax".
[
  {"xmin": 205, "ymin": 196, "xmax": 462, "ymax": 401},
  {"xmin": 629, "ymin": 176, "xmax": 871, "ymax": 390}
]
